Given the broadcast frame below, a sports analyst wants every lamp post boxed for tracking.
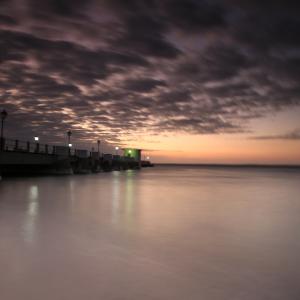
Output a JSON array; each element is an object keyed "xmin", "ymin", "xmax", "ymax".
[
  {"xmin": 97, "ymin": 140, "xmax": 100, "ymax": 155},
  {"xmin": 115, "ymin": 146, "xmax": 119, "ymax": 155},
  {"xmin": 1, "ymin": 109, "xmax": 8, "ymax": 150},
  {"xmin": 67, "ymin": 130, "xmax": 72, "ymax": 145},
  {"xmin": 67, "ymin": 130, "xmax": 72, "ymax": 155},
  {"xmin": 34, "ymin": 136, "xmax": 39, "ymax": 153}
]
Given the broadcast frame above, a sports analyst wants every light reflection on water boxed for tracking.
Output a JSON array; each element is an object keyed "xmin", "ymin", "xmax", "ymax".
[
  {"xmin": 23, "ymin": 185, "xmax": 39, "ymax": 244},
  {"xmin": 125, "ymin": 170, "xmax": 134, "ymax": 221},
  {"xmin": 0, "ymin": 166, "xmax": 300, "ymax": 300},
  {"xmin": 112, "ymin": 171, "xmax": 120, "ymax": 224}
]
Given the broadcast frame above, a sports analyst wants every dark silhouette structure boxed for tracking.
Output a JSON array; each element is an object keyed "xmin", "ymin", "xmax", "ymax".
[{"xmin": 0, "ymin": 110, "xmax": 8, "ymax": 151}]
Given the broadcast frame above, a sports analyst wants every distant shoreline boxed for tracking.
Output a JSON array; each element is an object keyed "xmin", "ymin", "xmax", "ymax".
[{"xmin": 156, "ymin": 163, "xmax": 300, "ymax": 169}]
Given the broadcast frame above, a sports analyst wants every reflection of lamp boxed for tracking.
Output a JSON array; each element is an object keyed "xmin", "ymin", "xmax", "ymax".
[{"xmin": 146, "ymin": 156, "xmax": 150, "ymax": 160}]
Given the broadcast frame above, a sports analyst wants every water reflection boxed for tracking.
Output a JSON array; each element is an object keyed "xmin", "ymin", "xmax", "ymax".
[
  {"xmin": 68, "ymin": 178, "xmax": 75, "ymax": 214},
  {"xmin": 111, "ymin": 170, "xmax": 136, "ymax": 225},
  {"xmin": 24, "ymin": 185, "xmax": 39, "ymax": 243},
  {"xmin": 1, "ymin": 167, "xmax": 300, "ymax": 300},
  {"xmin": 125, "ymin": 170, "xmax": 134, "ymax": 219},
  {"xmin": 112, "ymin": 171, "xmax": 120, "ymax": 224}
]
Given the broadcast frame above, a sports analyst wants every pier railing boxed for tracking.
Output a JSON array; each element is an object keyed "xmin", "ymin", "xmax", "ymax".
[
  {"xmin": 1, "ymin": 138, "xmax": 75, "ymax": 156},
  {"xmin": 0, "ymin": 138, "xmax": 142, "ymax": 163},
  {"xmin": 2, "ymin": 138, "xmax": 56, "ymax": 154}
]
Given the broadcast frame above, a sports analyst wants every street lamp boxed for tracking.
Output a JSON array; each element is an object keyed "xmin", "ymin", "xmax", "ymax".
[
  {"xmin": 97, "ymin": 140, "xmax": 100, "ymax": 154},
  {"xmin": 1, "ymin": 109, "xmax": 8, "ymax": 150},
  {"xmin": 34, "ymin": 136, "xmax": 40, "ymax": 153},
  {"xmin": 115, "ymin": 146, "xmax": 119, "ymax": 155},
  {"xmin": 146, "ymin": 156, "xmax": 150, "ymax": 160},
  {"xmin": 67, "ymin": 131, "xmax": 72, "ymax": 156},
  {"xmin": 67, "ymin": 130, "xmax": 72, "ymax": 145}
]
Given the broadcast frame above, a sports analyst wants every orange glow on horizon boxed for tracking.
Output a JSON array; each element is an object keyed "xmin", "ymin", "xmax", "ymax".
[{"xmin": 130, "ymin": 133, "xmax": 300, "ymax": 165}]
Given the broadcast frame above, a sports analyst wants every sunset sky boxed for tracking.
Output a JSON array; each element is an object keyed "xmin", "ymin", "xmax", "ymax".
[{"xmin": 1, "ymin": 0, "xmax": 300, "ymax": 164}]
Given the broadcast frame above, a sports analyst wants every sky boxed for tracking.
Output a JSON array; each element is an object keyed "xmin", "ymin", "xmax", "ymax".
[{"xmin": 0, "ymin": 0, "xmax": 300, "ymax": 164}]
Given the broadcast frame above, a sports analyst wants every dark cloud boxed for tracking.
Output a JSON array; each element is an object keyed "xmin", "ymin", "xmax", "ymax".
[
  {"xmin": 0, "ymin": 0, "xmax": 300, "ymax": 146},
  {"xmin": 177, "ymin": 44, "xmax": 253, "ymax": 82},
  {"xmin": 29, "ymin": 0, "xmax": 92, "ymax": 18},
  {"xmin": 230, "ymin": 1, "xmax": 300, "ymax": 53},
  {"xmin": 205, "ymin": 82, "xmax": 254, "ymax": 98},
  {"xmin": 250, "ymin": 129, "xmax": 300, "ymax": 140},
  {"xmin": 157, "ymin": 90, "xmax": 191, "ymax": 104},
  {"xmin": 156, "ymin": 116, "xmax": 239, "ymax": 134},
  {"xmin": 123, "ymin": 78, "xmax": 166, "ymax": 92},
  {"xmin": 0, "ymin": 14, "xmax": 17, "ymax": 26},
  {"xmin": 163, "ymin": 0, "xmax": 226, "ymax": 31},
  {"xmin": 0, "ymin": 29, "xmax": 148, "ymax": 85},
  {"xmin": 113, "ymin": 13, "xmax": 181, "ymax": 59}
]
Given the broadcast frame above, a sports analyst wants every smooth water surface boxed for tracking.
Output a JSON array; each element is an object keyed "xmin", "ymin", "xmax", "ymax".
[{"xmin": 1, "ymin": 166, "xmax": 300, "ymax": 299}]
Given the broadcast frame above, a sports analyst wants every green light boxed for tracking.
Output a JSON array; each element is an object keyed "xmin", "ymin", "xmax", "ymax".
[{"xmin": 124, "ymin": 148, "xmax": 141, "ymax": 161}]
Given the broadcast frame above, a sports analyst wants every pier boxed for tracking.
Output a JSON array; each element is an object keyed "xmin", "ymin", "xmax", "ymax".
[{"xmin": 0, "ymin": 137, "xmax": 153, "ymax": 178}]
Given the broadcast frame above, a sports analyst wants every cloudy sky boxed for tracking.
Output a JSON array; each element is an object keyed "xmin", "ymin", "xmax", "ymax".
[{"xmin": 1, "ymin": 0, "xmax": 300, "ymax": 163}]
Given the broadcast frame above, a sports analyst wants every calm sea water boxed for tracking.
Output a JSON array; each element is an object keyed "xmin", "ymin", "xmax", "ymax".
[{"xmin": 1, "ymin": 165, "xmax": 300, "ymax": 300}]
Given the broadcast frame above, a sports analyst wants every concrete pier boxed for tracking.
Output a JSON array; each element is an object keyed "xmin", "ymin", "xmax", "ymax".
[{"xmin": 0, "ymin": 138, "xmax": 147, "ymax": 178}]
